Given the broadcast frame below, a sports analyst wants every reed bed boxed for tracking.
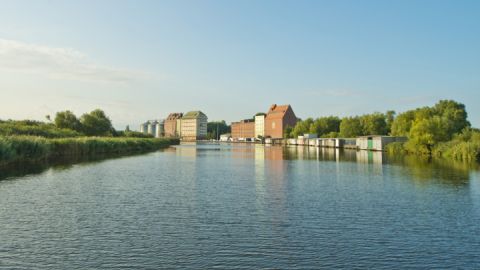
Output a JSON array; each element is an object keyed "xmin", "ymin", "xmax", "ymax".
[{"xmin": 0, "ymin": 136, "xmax": 179, "ymax": 166}]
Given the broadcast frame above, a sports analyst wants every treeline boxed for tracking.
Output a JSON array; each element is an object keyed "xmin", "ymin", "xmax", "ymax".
[
  {"xmin": 288, "ymin": 100, "xmax": 479, "ymax": 162},
  {"xmin": 0, "ymin": 109, "xmax": 150, "ymax": 138},
  {"xmin": 286, "ymin": 111, "xmax": 395, "ymax": 138}
]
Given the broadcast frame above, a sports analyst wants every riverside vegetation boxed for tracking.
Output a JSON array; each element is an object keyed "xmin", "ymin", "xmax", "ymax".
[
  {"xmin": 287, "ymin": 100, "xmax": 480, "ymax": 163},
  {"xmin": 0, "ymin": 109, "xmax": 179, "ymax": 166}
]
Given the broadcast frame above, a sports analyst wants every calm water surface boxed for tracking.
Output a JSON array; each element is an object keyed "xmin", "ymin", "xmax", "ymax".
[{"xmin": 1, "ymin": 143, "xmax": 480, "ymax": 269}]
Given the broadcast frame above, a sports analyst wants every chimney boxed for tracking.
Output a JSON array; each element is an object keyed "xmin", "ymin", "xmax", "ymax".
[{"xmin": 270, "ymin": 104, "xmax": 277, "ymax": 111}]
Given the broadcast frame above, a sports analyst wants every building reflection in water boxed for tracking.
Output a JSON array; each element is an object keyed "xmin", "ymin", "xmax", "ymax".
[
  {"xmin": 356, "ymin": 150, "xmax": 385, "ymax": 176},
  {"xmin": 174, "ymin": 142, "xmax": 474, "ymax": 187}
]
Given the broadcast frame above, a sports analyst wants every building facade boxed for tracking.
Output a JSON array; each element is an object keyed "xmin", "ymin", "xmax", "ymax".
[
  {"xmin": 264, "ymin": 104, "xmax": 298, "ymax": 139},
  {"xmin": 164, "ymin": 113, "xmax": 183, "ymax": 137},
  {"xmin": 179, "ymin": 111, "xmax": 208, "ymax": 141},
  {"xmin": 231, "ymin": 119, "xmax": 255, "ymax": 140},
  {"xmin": 254, "ymin": 114, "xmax": 265, "ymax": 138}
]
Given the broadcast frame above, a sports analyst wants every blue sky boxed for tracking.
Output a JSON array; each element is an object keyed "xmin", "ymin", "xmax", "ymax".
[{"xmin": 0, "ymin": 0, "xmax": 479, "ymax": 129}]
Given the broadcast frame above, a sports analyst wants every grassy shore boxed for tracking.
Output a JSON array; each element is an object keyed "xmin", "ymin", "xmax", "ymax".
[{"xmin": 0, "ymin": 136, "xmax": 179, "ymax": 166}]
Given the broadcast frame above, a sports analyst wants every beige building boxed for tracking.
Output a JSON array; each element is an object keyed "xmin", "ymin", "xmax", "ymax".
[
  {"xmin": 179, "ymin": 111, "xmax": 208, "ymax": 141},
  {"xmin": 254, "ymin": 114, "xmax": 265, "ymax": 138}
]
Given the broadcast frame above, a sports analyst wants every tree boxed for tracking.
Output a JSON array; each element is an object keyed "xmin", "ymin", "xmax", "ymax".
[
  {"xmin": 80, "ymin": 109, "xmax": 114, "ymax": 136},
  {"xmin": 309, "ymin": 116, "xmax": 341, "ymax": 137},
  {"xmin": 405, "ymin": 116, "xmax": 449, "ymax": 154},
  {"xmin": 339, "ymin": 117, "xmax": 363, "ymax": 138},
  {"xmin": 360, "ymin": 112, "xmax": 388, "ymax": 135},
  {"xmin": 386, "ymin": 110, "xmax": 396, "ymax": 134},
  {"xmin": 207, "ymin": 121, "xmax": 230, "ymax": 140},
  {"xmin": 54, "ymin": 110, "xmax": 82, "ymax": 132},
  {"xmin": 433, "ymin": 100, "xmax": 470, "ymax": 138},
  {"xmin": 284, "ymin": 126, "xmax": 294, "ymax": 138},
  {"xmin": 391, "ymin": 110, "xmax": 416, "ymax": 136},
  {"xmin": 291, "ymin": 118, "xmax": 314, "ymax": 138}
]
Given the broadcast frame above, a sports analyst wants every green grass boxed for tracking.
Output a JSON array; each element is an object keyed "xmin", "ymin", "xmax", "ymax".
[{"xmin": 0, "ymin": 136, "xmax": 179, "ymax": 166}]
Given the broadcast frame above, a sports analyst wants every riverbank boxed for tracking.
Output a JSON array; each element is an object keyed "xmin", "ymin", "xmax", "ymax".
[{"xmin": 0, "ymin": 136, "xmax": 179, "ymax": 166}]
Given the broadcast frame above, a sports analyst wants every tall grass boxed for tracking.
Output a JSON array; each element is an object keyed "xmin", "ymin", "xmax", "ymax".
[
  {"xmin": 386, "ymin": 129, "xmax": 480, "ymax": 163},
  {"xmin": 0, "ymin": 136, "xmax": 179, "ymax": 166},
  {"xmin": 433, "ymin": 129, "xmax": 480, "ymax": 163}
]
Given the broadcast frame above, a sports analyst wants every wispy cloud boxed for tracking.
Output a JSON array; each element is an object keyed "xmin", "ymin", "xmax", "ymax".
[{"xmin": 0, "ymin": 39, "xmax": 148, "ymax": 83}]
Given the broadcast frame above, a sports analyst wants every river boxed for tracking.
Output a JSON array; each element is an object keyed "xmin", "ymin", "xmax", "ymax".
[{"xmin": 1, "ymin": 143, "xmax": 480, "ymax": 269}]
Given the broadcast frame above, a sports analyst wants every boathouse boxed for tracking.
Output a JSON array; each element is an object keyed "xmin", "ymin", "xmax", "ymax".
[{"xmin": 356, "ymin": 136, "xmax": 407, "ymax": 151}]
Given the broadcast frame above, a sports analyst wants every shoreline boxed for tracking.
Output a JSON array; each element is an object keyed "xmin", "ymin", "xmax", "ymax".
[{"xmin": 0, "ymin": 136, "xmax": 180, "ymax": 167}]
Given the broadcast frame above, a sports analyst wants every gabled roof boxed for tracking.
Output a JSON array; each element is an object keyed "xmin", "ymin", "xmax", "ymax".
[
  {"xmin": 265, "ymin": 104, "xmax": 292, "ymax": 119},
  {"xmin": 182, "ymin": 111, "xmax": 207, "ymax": 119}
]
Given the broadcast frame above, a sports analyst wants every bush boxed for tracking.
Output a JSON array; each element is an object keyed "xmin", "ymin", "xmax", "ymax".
[
  {"xmin": 385, "ymin": 142, "xmax": 407, "ymax": 155},
  {"xmin": 433, "ymin": 129, "xmax": 480, "ymax": 162},
  {"xmin": 0, "ymin": 120, "xmax": 82, "ymax": 138}
]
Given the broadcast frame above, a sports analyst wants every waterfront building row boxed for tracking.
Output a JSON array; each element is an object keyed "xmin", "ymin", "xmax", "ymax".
[
  {"xmin": 140, "ymin": 110, "xmax": 208, "ymax": 141},
  {"xmin": 282, "ymin": 135, "xmax": 408, "ymax": 152},
  {"xmin": 230, "ymin": 104, "xmax": 298, "ymax": 141}
]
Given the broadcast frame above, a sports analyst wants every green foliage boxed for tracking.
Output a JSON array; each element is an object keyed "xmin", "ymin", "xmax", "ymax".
[
  {"xmin": 207, "ymin": 121, "xmax": 230, "ymax": 140},
  {"xmin": 433, "ymin": 128, "xmax": 480, "ymax": 162},
  {"xmin": 115, "ymin": 130, "xmax": 154, "ymax": 138},
  {"xmin": 386, "ymin": 110, "xmax": 396, "ymax": 134},
  {"xmin": 339, "ymin": 117, "xmax": 362, "ymax": 138},
  {"xmin": 385, "ymin": 142, "xmax": 407, "ymax": 155},
  {"xmin": 0, "ymin": 120, "xmax": 82, "ymax": 138},
  {"xmin": 309, "ymin": 116, "xmax": 341, "ymax": 137},
  {"xmin": 391, "ymin": 100, "xmax": 470, "ymax": 155},
  {"xmin": 0, "ymin": 136, "xmax": 179, "ymax": 166},
  {"xmin": 360, "ymin": 112, "xmax": 388, "ymax": 135},
  {"xmin": 291, "ymin": 118, "xmax": 314, "ymax": 138},
  {"xmin": 54, "ymin": 110, "xmax": 82, "ymax": 132},
  {"xmin": 338, "ymin": 113, "xmax": 388, "ymax": 138},
  {"xmin": 80, "ymin": 109, "xmax": 114, "ymax": 136},
  {"xmin": 284, "ymin": 126, "xmax": 294, "ymax": 139}
]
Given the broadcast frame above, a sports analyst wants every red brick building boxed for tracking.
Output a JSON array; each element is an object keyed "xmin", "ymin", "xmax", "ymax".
[
  {"xmin": 231, "ymin": 119, "xmax": 255, "ymax": 140},
  {"xmin": 264, "ymin": 104, "xmax": 297, "ymax": 139},
  {"xmin": 164, "ymin": 113, "xmax": 183, "ymax": 137}
]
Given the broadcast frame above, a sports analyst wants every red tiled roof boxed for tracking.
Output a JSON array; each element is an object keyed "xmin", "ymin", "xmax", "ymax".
[{"xmin": 265, "ymin": 104, "xmax": 291, "ymax": 119}]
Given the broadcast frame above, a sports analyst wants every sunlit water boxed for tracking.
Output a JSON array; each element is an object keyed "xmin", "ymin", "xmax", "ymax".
[{"xmin": 1, "ymin": 143, "xmax": 480, "ymax": 269}]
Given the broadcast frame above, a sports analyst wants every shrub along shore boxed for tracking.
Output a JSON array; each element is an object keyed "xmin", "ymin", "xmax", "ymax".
[
  {"xmin": 0, "ymin": 109, "xmax": 181, "ymax": 166},
  {"xmin": 0, "ymin": 136, "xmax": 179, "ymax": 166}
]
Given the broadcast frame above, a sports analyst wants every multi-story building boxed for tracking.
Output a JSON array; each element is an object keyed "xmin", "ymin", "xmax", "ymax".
[
  {"xmin": 264, "ymin": 104, "xmax": 298, "ymax": 139},
  {"xmin": 254, "ymin": 114, "xmax": 265, "ymax": 138},
  {"xmin": 179, "ymin": 111, "xmax": 208, "ymax": 141},
  {"xmin": 164, "ymin": 113, "xmax": 183, "ymax": 137},
  {"xmin": 231, "ymin": 119, "xmax": 255, "ymax": 140}
]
